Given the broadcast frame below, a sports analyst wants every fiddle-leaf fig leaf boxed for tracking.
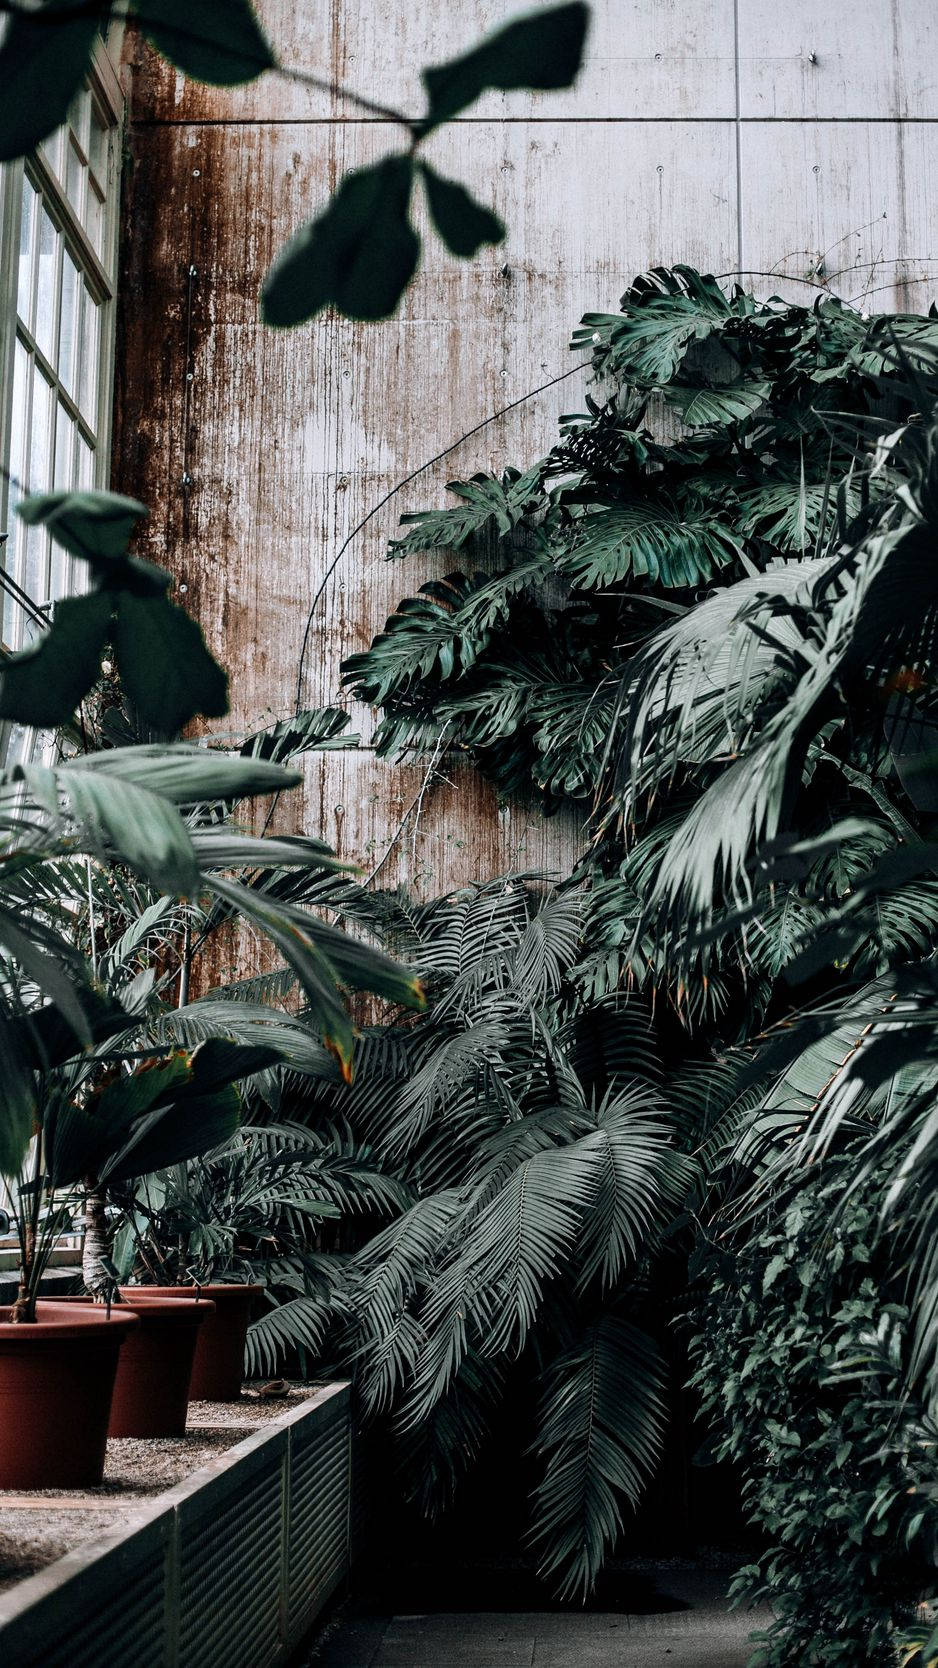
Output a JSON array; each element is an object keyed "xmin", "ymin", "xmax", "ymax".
[
  {"xmin": 133, "ymin": 0, "xmax": 275, "ymax": 85},
  {"xmin": 0, "ymin": 591, "xmax": 112, "ymax": 727},
  {"xmin": 0, "ymin": 0, "xmax": 104, "ymax": 163},
  {"xmin": 262, "ymin": 155, "xmax": 419, "ymax": 326},
  {"xmin": 114, "ymin": 592, "xmax": 229, "ymax": 733},
  {"xmin": 420, "ymin": 2, "xmax": 589, "ymax": 132},
  {"xmin": 17, "ymin": 490, "xmax": 150, "ymax": 566},
  {"xmin": 420, "ymin": 164, "xmax": 505, "ymax": 257}
]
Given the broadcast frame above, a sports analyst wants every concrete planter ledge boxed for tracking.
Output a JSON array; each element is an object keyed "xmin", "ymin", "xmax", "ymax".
[{"xmin": 0, "ymin": 1383, "xmax": 356, "ymax": 1668}]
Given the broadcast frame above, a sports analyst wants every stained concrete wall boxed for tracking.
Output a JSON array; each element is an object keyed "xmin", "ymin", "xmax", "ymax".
[{"xmin": 112, "ymin": 0, "xmax": 938, "ymax": 895}]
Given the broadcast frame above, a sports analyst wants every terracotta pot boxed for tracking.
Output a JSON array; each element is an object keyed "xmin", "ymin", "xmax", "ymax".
[
  {"xmin": 0, "ymin": 1301, "xmax": 139, "ymax": 1487},
  {"xmin": 62, "ymin": 1291, "xmax": 216, "ymax": 1436},
  {"xmin": 133, "ymin": 1284, "xmax": 263, "ymax": 1400},
  {"xmin": 107, "ymin": 1292, "xmax": 216, "ymax": 1436}
]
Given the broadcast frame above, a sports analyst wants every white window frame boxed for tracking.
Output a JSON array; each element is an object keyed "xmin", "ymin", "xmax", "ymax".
[{"xmin": 0, "ymin": 33, "xmax": 124, "ymax": 755}]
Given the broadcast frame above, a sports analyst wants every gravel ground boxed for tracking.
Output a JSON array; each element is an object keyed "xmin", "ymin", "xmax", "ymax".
[{"xmin": 0, "ymin": 1381, "xmax": 319, "ymax": 1594}]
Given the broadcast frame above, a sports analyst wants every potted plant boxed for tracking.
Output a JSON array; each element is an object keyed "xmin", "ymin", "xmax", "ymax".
[
  {"xmin": 45, "ymin": 1036, "xmax": 284, "ymax": 1435},
  {"xmin": 0, "ymin": 994, "xmax": 144, "ymax": 1486},
  {"xmin": 116, "ymin": 1120, "xmax": 349, "ymax": 1399},
  {"xmin": 0, "ymin": 487, "xmax": 423, "ymax": 1477}
]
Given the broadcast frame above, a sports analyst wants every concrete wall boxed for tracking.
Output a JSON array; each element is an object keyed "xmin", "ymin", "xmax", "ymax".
[{"xmin": 112, "ymin": 0, "xmax": 938, "ymax": 896}]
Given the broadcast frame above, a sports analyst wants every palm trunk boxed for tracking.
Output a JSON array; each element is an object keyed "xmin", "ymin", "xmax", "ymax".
[
  {"xmin": 9, "ymin": 1218, "xmax": 36, "ymax": 1322},
  {"xmin": 80, "ymin": 1187, "xmax": 111, "ymax": 1299}
]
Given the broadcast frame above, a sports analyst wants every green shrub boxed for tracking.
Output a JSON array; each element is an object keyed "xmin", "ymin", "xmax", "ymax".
[{"xmin": 689, "ymin": 1154, "xmax": 938, "ymax": 1666}]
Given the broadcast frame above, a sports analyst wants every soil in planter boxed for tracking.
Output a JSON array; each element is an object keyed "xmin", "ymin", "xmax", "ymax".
[{"xmin": 0, "ymin": 1383, "xmax": 320, "ymax": 1594}]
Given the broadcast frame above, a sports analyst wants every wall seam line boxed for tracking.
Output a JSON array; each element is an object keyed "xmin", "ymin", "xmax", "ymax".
[
  {"xmin": 733, "ymin": 0, "xmax": 743, "ymax": 280},
  {"xmin": 127, "ymin": 115, "xmax": 938, "ymax": 129}
]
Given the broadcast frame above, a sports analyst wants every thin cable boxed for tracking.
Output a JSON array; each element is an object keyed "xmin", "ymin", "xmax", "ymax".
[
  {"xmin": 0, "ymin": 566, "xmax": 50, "ymax": 634},
  {"xmin": 292, "ymin": 363, "xmax": 584, "ymax": 716}
]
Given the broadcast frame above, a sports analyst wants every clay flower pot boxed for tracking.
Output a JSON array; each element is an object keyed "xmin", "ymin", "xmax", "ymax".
[
  {"xmin": 135, "ymin": 1284, "xmax": 263, "ymax": 1400},
  {"xmin": 0, "ymin": 1301, "xmax": 139, "ymax": 1488},
  {"xmin": 105, "ymin": 1291, "xmax": 216, "ymax": 1436}
]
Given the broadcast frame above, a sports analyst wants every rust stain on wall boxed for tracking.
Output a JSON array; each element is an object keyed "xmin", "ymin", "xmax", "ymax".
[{"xmin": 112, "ymin": 5, "xmax": 936, "ymax": 925}]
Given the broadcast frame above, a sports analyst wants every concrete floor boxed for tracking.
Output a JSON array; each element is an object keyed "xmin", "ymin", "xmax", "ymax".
[{"xmin": 304, "ymin": 1570, "xmax": 767, "ymax": 1668}]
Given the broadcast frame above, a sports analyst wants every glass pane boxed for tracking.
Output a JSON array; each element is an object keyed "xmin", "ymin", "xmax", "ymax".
[
  {"xmin": 2, "ymin": 346, "xmax": 29, "ymax": 646},
  {"xmin": 17, "ymin": 177, "xmax": 36, "ymax": 326},
  {"xmin": 77, "ymin": 435, "xmax": 94, "ymax": 491},
  {"xmin": 35, "ymin": 209, "xmax": 58, "ymax": 365},
  {"xmin": 25, "ymin": 372, "xmax": 53, "ymax": 605},
  {"xmin": 85, "ymin": 180, "xmax": 104, "ymax": 258},
  {"xmin": 3, "ymin": 725, "xmax": 32, "ymax": 765},
  {"xmin": 88, "ymin": 103, "xmax": 109, "ymax": 181},
  {"xmin": 23, "ymin": 518, "xmax": 49, "ymax": 610},
  {"xmin": 66, "ymin": 139, "xmax": 84, "ymax": 219},
  {"xmin": 41, "ymin": 125, "xmax": 64, "ymax": 182},
  {"xmin": 78, "ymin": 286, "xmax": 100, "ymax": 422},
  {"xmin": 72, "ymin": 438, "xmax": 95, "ymax": 598},
  {"xmin": 70, "ymin": 88, "xmax": 91, "ymax": 156},
  {"xmin": 51, "ymin": 406, "xmax": 76, "ymax": 600},
  {"xmin": 9, "ymin": 341, "xmax": 28, "ymax": 500},
  {"xmin": 54, "ymin": 401, "xmax": 74, "ymax": 491},
  {"xmin": 58, "ymin": 251, "xmax": 80, "ymax": 397},
  {"xmin": 27, "ymin": 368, "xmax": 52, "ymax": 495}
]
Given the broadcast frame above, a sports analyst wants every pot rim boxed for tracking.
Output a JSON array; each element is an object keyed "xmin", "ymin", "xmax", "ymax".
[
  {"xmin": 127, "ymin": 1282, "xmax": 265, "ymax": 1301},
  {"xmin": 60, "ymin": 1291, "xmax": 217, "ymax": 1323},
  {"xmin": 0, "ymin": 1301, "xmax": 140, "ymax": 1343}
]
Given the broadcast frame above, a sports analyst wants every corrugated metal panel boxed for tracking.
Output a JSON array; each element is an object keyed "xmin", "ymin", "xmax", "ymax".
[
  {"xmin": 176, "ymin": 1445, "xmax": 286, "ymax": 1668},
  {"xmin": 0, "ymin": 1510, "xmax": 171, "ymax": 1668},
  {"xmin": 286, "ymin": 1394, "xmax": 351, "ymax": 1636},
  {"xmin": 40, "ymin": 1569, "xmax": 167, "ymax": 1668},
  {"xmin": 0, "ymin": 1390, "xmax": 356, "ymax": 1668}
]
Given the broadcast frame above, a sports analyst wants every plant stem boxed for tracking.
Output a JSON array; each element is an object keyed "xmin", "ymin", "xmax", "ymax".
[{"xmin": 80, "ymin": 1185, "xmax": 111, "ymax": 1297}]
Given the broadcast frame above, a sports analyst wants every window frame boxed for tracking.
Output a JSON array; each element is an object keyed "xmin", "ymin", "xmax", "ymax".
[{"xmin": 0, "ymin": 32, "xmax": 124, "ymax": 624}]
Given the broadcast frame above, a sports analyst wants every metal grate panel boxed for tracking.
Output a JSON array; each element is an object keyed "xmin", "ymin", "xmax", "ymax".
[
  {"xmin": 0, "ymin": 1388, "xmax": 355, "ymax": 1668},
  {"xmin": 177, "ymin": 1453, "xmax": 285, "ymax": 1668},
  {"xmin": 286, "ymin": 1405, "xmax": 351, "ymax": 1635},
  {"xmin": 0, "ymin": 1510, "xmax": 170, "ymax": 1668}
]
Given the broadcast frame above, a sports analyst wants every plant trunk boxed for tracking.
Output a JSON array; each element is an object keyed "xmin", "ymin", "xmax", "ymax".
[
  {"xmin": 9, "ymin": 1216, "xmax": 36, "ymax": 1322},
  {"xmin": 81, "ymin": 1187, "xmax": 112, "ymax": 1299}
]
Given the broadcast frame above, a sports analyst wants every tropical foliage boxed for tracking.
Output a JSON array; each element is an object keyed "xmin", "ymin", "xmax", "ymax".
[
  {"xmin": 342, "ymin": 267, "xmax": 938, "ymax": 1621},
  {"xmin": 190, "ymin": 876, "xmax": 765, "ymax": 1598},
  {"xmin": 0, "ymin": 487, "xmax": 423, "ymax": 1317}
]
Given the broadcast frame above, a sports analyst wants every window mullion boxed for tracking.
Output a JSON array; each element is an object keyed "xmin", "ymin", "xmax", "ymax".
[{"xmin": 25, "ymin": 154, "xmax": 113, "ymax": 304}]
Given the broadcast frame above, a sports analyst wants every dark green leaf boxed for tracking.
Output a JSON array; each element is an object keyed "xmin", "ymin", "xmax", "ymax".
[
  {"xmin": 9, "ymin": 988, "xmax": 132, "ymax": 1072},
  {"xmin": 421, "ymin": 2, "xmax": 589, "ymax": 131},
  {"xmin": 239, "ymin": 706, "xmax": 355, "ymax": 764},
  {"xmin": 0, "ymin": 902, "xmax": 92, "ymax": 1044},
  {"xmin": 0, "ymin": 590, "xmax": 112, "ymax": 727},
  {"xmin": 63, "ymin": 768, "xmax": 201, "ymax": 895},
  {"xmin": 0, "ymin": 1021, "xmax": 38, "ymax": 1176},
  {"xmin": 172, "ymin": 1037, "xmax": 283, "ymax": 1097},
  {"xmin": 114, "ymin": 591, "xmax": 229, "ymax": 732},
  {"xmin": 133, "ymin": 0, "xmax": 274, "ymax": 84},
  {"xmin": 67, "ymin": 744, "xmax": 299, "ymax": 802},
  {"xmin": 102, "ymin": 1086, "xmax": 242, "ymax": 1184},
  {"xmin": 0, "ymin": 1, "xmax": 103, "ymax": 163},
  {"xmin": 96, "ymin": 1053, "xmax": 192, "ymax": 1133},
  {"xmin": 18, "ymin": 490, "xmax": 150, "ymax": 565},
  {"xmin": 261, "ymin": 155, "xmax": 419, "ymax": 326},
  {"xmin": 420, "ymin": 164, "xmax": 504, "ymax": 257}
]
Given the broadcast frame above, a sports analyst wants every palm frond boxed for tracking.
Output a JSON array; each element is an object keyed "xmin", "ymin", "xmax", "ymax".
[{"xmin": 528, "ymin": 1316, "xmax": 667, "ymax": 1600}]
